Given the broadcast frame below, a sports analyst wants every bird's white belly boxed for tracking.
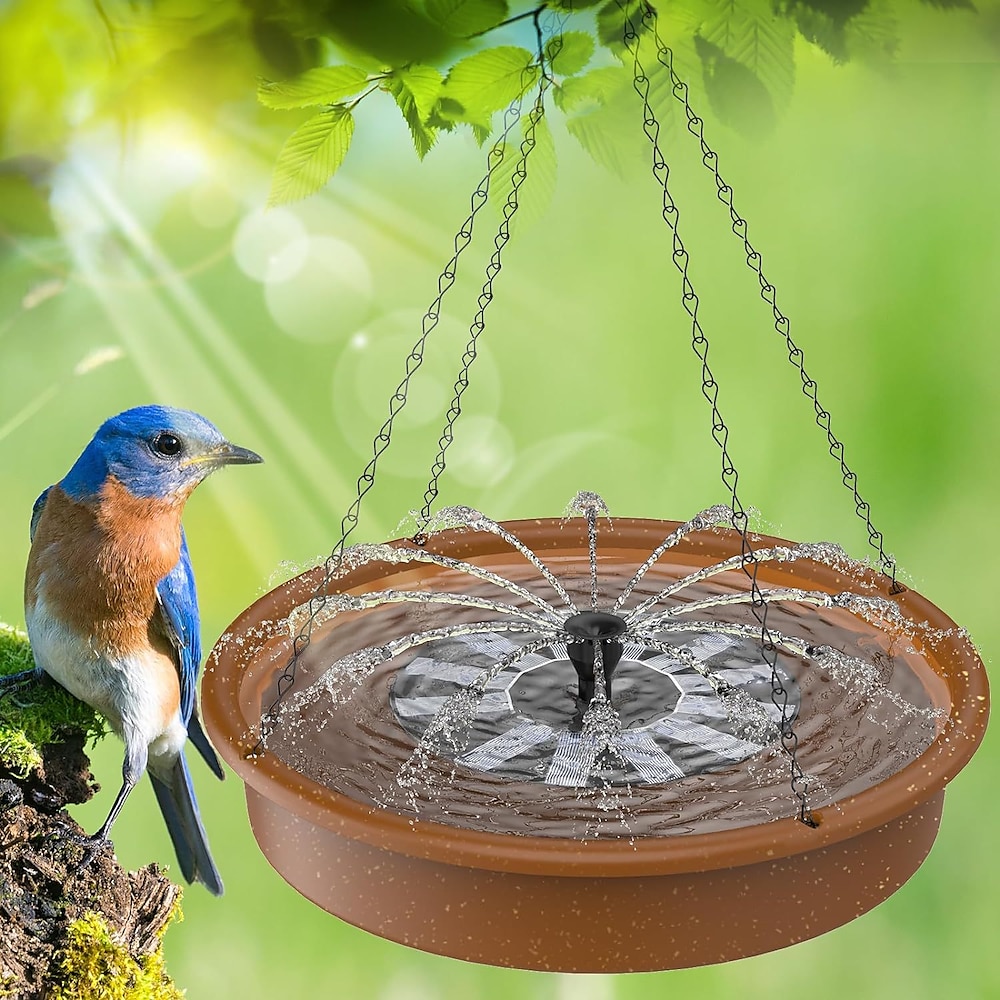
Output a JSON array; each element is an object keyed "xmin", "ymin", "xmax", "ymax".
[{"xmin": 26, "ymin": 594, "xmax": 182, "ymax": 753}]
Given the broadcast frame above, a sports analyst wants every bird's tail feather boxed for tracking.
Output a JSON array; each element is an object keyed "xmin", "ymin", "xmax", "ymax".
[
  {"xmin": 187, "ymin": 710, "xmax": 225, "ymax": 781},
  {"xmin": 150, "ymin": 753, "xmax": 224, "ymax": 896}
]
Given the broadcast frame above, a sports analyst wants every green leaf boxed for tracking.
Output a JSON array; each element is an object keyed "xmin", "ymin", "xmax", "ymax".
[
  {"xmin": 489, "ymin": 113, "xmax": 557, "ymax": 230},
  {"xmin": 426, "ymin": 0, "xmax": 509, "ymax": 37},
  {"xmin": 597, "ymin": 0, "xmax": 650, "ymax": 51},
  {"xmin": 788, "ymin": 9, "xmax": 851, "ymax": 62},
  {"xmin": 430, "ymin": 96, "xmax": 470, "ymax": 125},
  {"xmin": 268, "ymin": 107, "xmax": 355, "ymax": 206},
  {"xmin": 388, "ymin": 68, "xmax": 443, "ymax": 158},
  {"xmin": 549, "ymin": 0, "xmax": 604, "ymax": 9},
  {"xmin": 554, "ymin": 65, "xmax": 630, "ymax": 114},
  {"xmin": 393, "ymin": 64, "xmax": 444, "ymax": 120},
  {"xmin": 693, "ymin": 34, "xmax": 775, "ymax": 137},
  {"xmin": 554, "ymin": 66, "xmax": 644, "ymax": 176},
  {"xmin": 429, "ymin": 95, "xmax": 491, "ymax": 133},
  {"xmin": 258, "ymin": 65, "xmax": 369, "ymax": 109},
  {"xmin": 472, "ymin": 122, "xmax": 494, "ymax": 145},
  {"xmin": 630, "ymin": 1, "xmax": 704, "ymax": 111},
  {"xmin": 700, "ymin": 1, "xmax": 796, "ymax": 117},
  {"xmin": 785, "ymin": 0, "xmax": 897, "ymax": 64},
  {"xmin": 444, "ymin": 46, "xmax": 541, "ymax": 120},
  {"xmin": 545, "ymin": 31, "xmax": 595, "ymax": 76},
  {"xmin": 844, "ymin": 3, "xmax": 900, "ymax": 65}
]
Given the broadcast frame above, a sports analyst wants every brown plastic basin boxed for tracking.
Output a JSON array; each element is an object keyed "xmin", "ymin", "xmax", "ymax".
[{"xmin": 202, "ymin": 518, "xmax": 989, "ymax": 972}]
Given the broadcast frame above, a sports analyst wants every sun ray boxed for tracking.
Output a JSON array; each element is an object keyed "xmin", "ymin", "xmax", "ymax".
[{"xmin": 65, "ymin": 155, "xmax": 365, "ymax": 543}]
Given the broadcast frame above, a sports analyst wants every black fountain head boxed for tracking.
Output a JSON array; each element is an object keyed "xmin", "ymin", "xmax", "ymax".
[
  {"xmin": 564, "ymin": 610, "xmax": 628, "ymax": 641},
  {"xmin": 564, "ymin": 611, "xmax": 628, "ymax": 712}
]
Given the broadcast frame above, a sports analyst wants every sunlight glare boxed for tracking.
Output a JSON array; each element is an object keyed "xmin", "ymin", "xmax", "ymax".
[
  {"xmin": 233, "ymin": 207, "xmax": 309, "ymax": 283},
  {"xmin": 264, "ymin": 235, "xmax": 373, "ymax": 343}
]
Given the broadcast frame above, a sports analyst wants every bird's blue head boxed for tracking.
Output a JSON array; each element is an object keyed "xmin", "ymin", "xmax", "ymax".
[{"xmin": 60, "ymin": 405, "xmax": 263, "ymax": 501}]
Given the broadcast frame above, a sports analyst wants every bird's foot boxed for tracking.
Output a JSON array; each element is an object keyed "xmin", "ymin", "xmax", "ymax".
[
  {"xmin": 76, "ymin": 833, "xmax": 115, "ymax": 876},
  {"xmin": 0, "ymin": 669, "xmax": 47, "ymax": 707},
  {"xmin": 0, "ymin": 667, "xmax": 42, "ymax": 688},
  {"xmin": 45, "ymin": 818, "xmax": 114, "ymax": 875}
]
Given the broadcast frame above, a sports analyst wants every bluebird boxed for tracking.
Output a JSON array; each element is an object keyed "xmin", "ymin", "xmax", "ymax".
[{"xmin": 13, "ymin": 405, "xmax": 262, "ymax": 895}]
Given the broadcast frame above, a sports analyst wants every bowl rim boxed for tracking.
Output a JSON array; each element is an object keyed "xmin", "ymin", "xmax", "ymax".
[{"xmin": 202, "ymin": 516, "xmax": 990, "ymax": 878}]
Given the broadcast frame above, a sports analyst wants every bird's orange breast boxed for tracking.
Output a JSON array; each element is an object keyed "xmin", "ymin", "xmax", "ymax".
[{"xmin": 25, "ymin": 477, "xmax": 186, "ymax": 657}]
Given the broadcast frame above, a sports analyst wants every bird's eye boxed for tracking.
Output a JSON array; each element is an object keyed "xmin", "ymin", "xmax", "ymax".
[{"xmin": 151, "ymin": 432, "xmax": 183, "ymax": 457}]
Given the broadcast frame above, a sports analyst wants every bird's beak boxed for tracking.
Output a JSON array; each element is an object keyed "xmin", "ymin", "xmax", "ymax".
[
  {"xmin": 214, "ymin": 442, "xmax": 264, "ymax": 466},
  {"xmin": 185, "ymin": 442, "xmax": 264, "ymax": 469}
]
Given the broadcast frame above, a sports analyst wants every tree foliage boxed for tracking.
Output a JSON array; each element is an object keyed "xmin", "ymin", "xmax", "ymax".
[
  {"xmin": 0, "ymin": 0, "xmax": 987, "ymax": 226},
  {"xmin": 249, "ymin": 0, "xmax": 982, "ymax": 205}
]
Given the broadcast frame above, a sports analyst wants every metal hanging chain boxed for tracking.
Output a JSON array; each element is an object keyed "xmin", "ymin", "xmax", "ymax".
[
  {"xmin": 635, "ymin": 2, "xmax": 901, "ymax": 594},
  {"xmin": 415, "ymin": 14, "xmax": 565, "ymax": 533},
  {"xmin": 251, "ymin": 82, "xmax": 536, "ymax": 751},
  {"xmin": 617, "ymin": 0, "xmax": 816, "ymax": 826}
]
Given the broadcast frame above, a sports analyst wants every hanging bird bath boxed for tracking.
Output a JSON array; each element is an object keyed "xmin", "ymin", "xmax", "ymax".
[
  {"xmin": 202, "ymin": 507, "xmax": 987, "ymax": 972},
  {"xmin": 202, "ymin": 1, "xmax": 988, "ymax": 974}
]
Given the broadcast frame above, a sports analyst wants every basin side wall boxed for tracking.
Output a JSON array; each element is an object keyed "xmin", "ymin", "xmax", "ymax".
[{"xmin": 245, "ymin": 787, "xmax": 945, "ymax": 973}]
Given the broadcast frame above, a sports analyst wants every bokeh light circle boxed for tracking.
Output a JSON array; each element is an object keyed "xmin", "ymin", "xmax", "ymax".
[
  {"xmin": 333, "ymin": 310, "xmax": 503, "ymax": 478},
  {"xmin": 233, "ymin": 208, "xmax": 309, "ymax": 283},
  {"xmin": 266, "ymin": 236, "xmax": 374, "ymax": 343},
  {"xmin": 189, "ymin": 180, "xmax": 241, "ymax": 229},
  {"xmin": 444, "ymin": 415, "xmax": 515, "ymax": 487}
]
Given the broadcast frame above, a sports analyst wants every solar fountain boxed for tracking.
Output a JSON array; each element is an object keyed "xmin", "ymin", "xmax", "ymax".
[{"xmin": 201, "ymin": 2, "xmax": 988, "ymax": 973}]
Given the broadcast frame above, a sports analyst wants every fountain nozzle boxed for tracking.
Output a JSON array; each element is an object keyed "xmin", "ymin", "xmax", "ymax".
[{"xmin": 565, "ymin": 611, "xmax": 627, "ymax": 708}]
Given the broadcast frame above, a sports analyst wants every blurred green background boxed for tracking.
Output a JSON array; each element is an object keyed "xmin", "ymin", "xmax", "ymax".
[{"xmin": 1, "ymin": 2, "xmax": 997, "ymax": 998}]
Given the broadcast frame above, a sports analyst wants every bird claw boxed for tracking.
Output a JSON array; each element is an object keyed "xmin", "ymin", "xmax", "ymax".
[
  {"xmin": 76, "ymin": 834, "xmax": 114, "ymax": 875},
  {"xmin": 0, "ymin": 670, "xmax": 32, "ymax": 689},
  {"xmin": 0, "ymin": 670, "xmax": 47, "ymax": 708},
  {"xmin": 44, "ymin": 819, "xmax": 114, "ymax": 874}
]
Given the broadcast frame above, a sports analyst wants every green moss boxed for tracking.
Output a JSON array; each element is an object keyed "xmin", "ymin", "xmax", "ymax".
[
  {"xmin": 0, "ymin": 623, "xmax": 106, "ymax": 778},
  {"xmin": 50, "ymin": 906, "xmax": 184, "ymax": 1000}
]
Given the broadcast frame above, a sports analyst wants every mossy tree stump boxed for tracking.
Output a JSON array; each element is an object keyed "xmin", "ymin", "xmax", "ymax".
[{"xmin": 0, "ymin": 624, "xmax": 183, "ymax": 1000}]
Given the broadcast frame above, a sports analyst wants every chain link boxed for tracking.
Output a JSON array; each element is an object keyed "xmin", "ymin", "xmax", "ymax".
[
  {"xmin": 636, "ymin": 3, "xmax": 900, "ymax": 594},
  {"xmin": 617, "ymin": 0, "xmax": 816, "ymax": 826},
  {"xmin": 416, "ymin": 15, "xmax": 565, "ymax": 531},
  {"xmin": 250, "ymin": 77, "xmax": 538, "ymax": 752}
]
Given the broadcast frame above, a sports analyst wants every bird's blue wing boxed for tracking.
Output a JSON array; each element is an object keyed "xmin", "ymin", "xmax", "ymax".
[
  {"xmin": 156, "ymin": 528, "xmax": 201, "ymax": 727},
  {"xmin": 156, "ymin": 530, "xmax": 225, "ymax": 780},
  {"xmin": 29, "ymin": 487, "xmax": 51, "ymax": 542}
]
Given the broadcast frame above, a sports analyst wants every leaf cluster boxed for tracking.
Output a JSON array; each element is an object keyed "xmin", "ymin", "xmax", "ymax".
[
  {"xmin": 258, "ymin": 22, "xmax": 552, "ymax": 204},
  {"xmin": 257, "ymin": 0, "xmax": 976, "ymax": 207},
  {"xmin": 0, "ymin": 0, "xmax": 982, "ymax": 227},
  {"xmin": 259, "ymin": 2, "xmax": 635, "ymax": 206}
]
